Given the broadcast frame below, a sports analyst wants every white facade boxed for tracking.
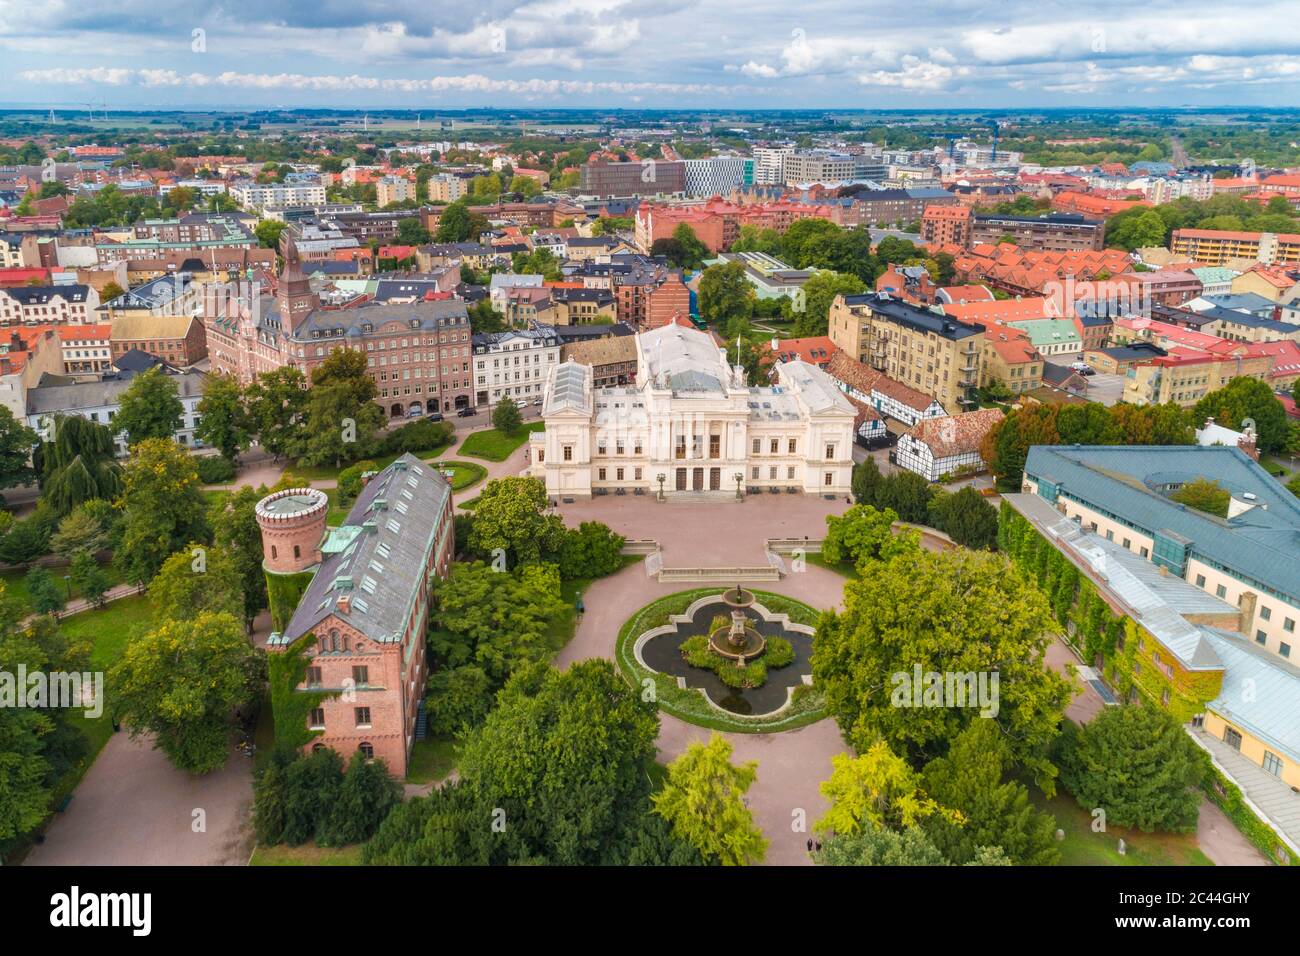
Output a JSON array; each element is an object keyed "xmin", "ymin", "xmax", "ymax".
[
  {"xmin": 229, "ymin": 180, "xmax": 326, "ymax": 211},
  {"xmin": 752, "ymin": 146, "xmax": 793, "ymax": 185},
  {"xmin": 683, "ymin": 157, "xmax": 754, "ymax": 197},
  {"xmin": 530, "ymin": 324, "xmax": 855, "ymax": 499},
  {"xmin": 472, "ymin": 327, "xmax": 561, "ymax": 406},
  {"xmin": 26, "ymin": 369, "xmax": 206, "ymax": 455}
]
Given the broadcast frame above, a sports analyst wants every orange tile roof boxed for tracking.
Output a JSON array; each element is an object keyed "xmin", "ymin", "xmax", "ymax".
[{"xmin": 904, "ymin": 408, "xmax": 1004, "ymax": 458}]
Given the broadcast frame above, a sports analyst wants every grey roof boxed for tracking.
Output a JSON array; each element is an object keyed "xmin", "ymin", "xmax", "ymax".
[
  {"xmin": 1024, "ymin": 444, "xmax": 1300, "ymax": 605},
  {"xmin": 1197, "ymin": 306, "xmax": 1291, "ymax": 333},
  {"xmin": 841, "ymin": 292, "xmax": 984, "ymax": 341},
  {"xmin": 103, "ymin": 273, "xmax": 191, "ymax": 310},
  {"xmin": 1193, "ymin": 292, "xmax": 1276, "ymax": 316},
  {"xmin": 26, "ymin": 367, "xmax": 205, "ymax": 416},
  {"xmin": 281, "ymin": 454, "xmax": 451, "ymax": 644},
  {"xmin": 544, "ymin": 361, "xmax": 593, "ymax": 415},
  {"xmin": 1202, "ymin": 628, "xmax": 1300, "ymax": 764},
  {"xmin": 775, "ymin": 359, "xmax": 856, "ymax": 416},
  {"xmin": 290, "ymin": 299, "xmax": 468, "ymax": 341},
  {"xmin": 641, "ymin": 323, "xmax": 730, "ymax": 394},
  {"xmin": 3, "ymin": 284, "xmax": 91, "ymax": 305}
]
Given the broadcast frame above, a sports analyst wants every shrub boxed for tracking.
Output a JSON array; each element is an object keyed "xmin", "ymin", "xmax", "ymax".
[
  {"xmin": 196, "ymin": 455, "xmax": 237, "ymax": 484},
  {"xmin": 379, "ymin": 419, "xmax": 454, "ymax": 457},
  {"xmin": 764, "ymin": 636, "xmax": 795, "ymax": 668},
  {"xmin": 425, "ymin": 666, "xmax": 493, "ymax": 736},
  {"xmin": 556, "ymin": 521, "xmax": 625, "ymax": 580},
  {"xmin": 716, "ymin": 659, "xmax": 766, "ymax": 689},
  {"xmin": 681, "ymin": 635, "xmax": 715, "ymax": 668}
]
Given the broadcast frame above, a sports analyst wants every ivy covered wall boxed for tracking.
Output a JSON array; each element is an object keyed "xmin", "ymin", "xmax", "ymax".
[
  {"xmin": 266, "ymin": 632, "xmax": 335, "ymax": 753},
  {"xmin": 265, "ymin": 568, "xmax": 316, "ymax": 633}
]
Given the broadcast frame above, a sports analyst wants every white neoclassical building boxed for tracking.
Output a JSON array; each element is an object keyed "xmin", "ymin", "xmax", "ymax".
[{"xmin": 529, "ymin": 323, "xmax": 855, "ymax": 499}]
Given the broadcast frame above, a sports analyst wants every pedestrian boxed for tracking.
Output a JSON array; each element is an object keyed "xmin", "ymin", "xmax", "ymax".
[
  {"xmin": 814, "ymin": 840, "xmax": 822, "ymax": 852},
  {"xmin": 806, "ymin": 838, "xmax": 813, "ymax": 853}
]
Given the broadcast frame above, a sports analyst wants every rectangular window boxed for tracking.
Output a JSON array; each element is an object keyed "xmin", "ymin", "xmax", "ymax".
[
  {"xmin": 1282, "ymin": 643, "xmax": 1292, "ymax": 659},
  {"xmin": 1256, "ymin": 631, "xmax": 1268, "ymax": 645},
  {"xmin": 825, "ymin": 472, "xmax": 833, "ymax": 486},
  {"xmin": 563, "ymin": 445, "xmax": 573, "ymax": 462},
  {"xmin": 1215, "ymin": 584, "xmax": 1227, "ymax": 599},
  {"xmin": 752, "ymin": 438, "xmax": 760, "ymax": 454},
  {"xmin": 598, "ymin": 468, "xmax": 607, "ymax": 481},
  {"xmin": 1260, "ymin": 606, "xmax": 1272, "ymax": 621},
  {"xmin": 788, "ymin": 438, "xmax": 797, "ymax": 454},
  {"xmin": 308, "ymin": 707, "xmax": 325, "ymax": 728},
  {"xmin": 1285, "ymin": 618, "xmax": 1295, "ymax": 633},
  {"xmin": 1263, "ymin": 751, "xmax": 1283, "ymax": 776},
  {"xmin": 305, "ymin": 667, "xmax": 322, "ymax": 686},
  {"xmin": 826, "ymin": 444, "xmax": 835, "ymax": 460},
  {"xmin": 355, "ymin": 707, "xmax": 372, "ymax": 727},
  {"xmin": 770, "ymin": 439, "xmax": 779, "ymax": 454},
  {"xmin": 352, "ymin": 666, "xmax": 369, "ymax": 686},
  {"xmin": 1223, "ymin": 726, "xmax": 1242, "ymax": 751},
  {"xmin": 1195, "ymin": 574, "xmax": 1206, "ymax": 588}
]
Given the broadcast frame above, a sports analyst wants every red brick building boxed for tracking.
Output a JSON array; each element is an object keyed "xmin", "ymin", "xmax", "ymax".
[
  {"xmin": 259, "ymin": 459, "xmax": 455, "ymax": 778},
  {"xmin": 920, "ymin": 205, "xmax": 973, "ymax": 249}
]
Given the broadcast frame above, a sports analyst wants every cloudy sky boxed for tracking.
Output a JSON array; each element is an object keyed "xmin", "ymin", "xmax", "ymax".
[{"xmin": 3, "ymin": 0, "xmax": 1299, "ymax": 110}]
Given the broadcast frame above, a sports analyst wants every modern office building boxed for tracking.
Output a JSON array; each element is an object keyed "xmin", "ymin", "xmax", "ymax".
[{"xmin": 683, "ymin": 156, "xmax": 755, "ymax": 197}]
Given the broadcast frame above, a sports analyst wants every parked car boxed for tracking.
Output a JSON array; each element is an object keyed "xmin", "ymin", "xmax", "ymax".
[
  {"xmin": 426, "ymin": 411, "xmax": 444, "ymax": 422},
  {"xmin": 531, "ymin": 398, "xmax": 543, "ymax": 407},
  {"xmin": 457, "ymin": 407, "xmax": 476, "ymax": 418}
]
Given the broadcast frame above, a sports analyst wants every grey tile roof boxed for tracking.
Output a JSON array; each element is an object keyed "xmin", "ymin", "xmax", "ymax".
[
  {"xmin": 282, "ymin": 454, "xmax": 451, "ymax": 645},
  {"xmin": 26, "ymin": 368, "xmax": 206, "ymax": 416},
  {"xmin": 1024, "ymin": 444, "xmax": 1300, "ymax": 605},
  {"xmin": 1201, "ymin": 628, "xmax": 1300, "ymax": 765}
]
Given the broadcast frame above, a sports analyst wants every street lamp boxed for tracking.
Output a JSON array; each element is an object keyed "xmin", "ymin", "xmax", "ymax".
[
  {"xmin": 657, "ymin": 473, "xmax": 667, "ymax": 501},
  {"xmin": 734, "ymin": 472, "xmax": 744, "ymax": 501}
]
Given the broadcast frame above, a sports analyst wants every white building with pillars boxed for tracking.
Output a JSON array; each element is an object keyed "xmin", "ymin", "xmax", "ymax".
[{"xmin": 530, "ymin": 322, "xmax": 855, "ymax": 499}]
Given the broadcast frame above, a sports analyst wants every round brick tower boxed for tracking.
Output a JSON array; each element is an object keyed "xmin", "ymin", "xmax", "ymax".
[{"xmin": 255, "ymin": 487, "xmax": 329, "ymax": 573}]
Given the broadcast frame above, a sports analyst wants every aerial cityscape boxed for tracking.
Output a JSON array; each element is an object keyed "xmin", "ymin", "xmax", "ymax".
[{"xmin": 0, "ymin": 1, "xmax": 1296, "ymax": 930}]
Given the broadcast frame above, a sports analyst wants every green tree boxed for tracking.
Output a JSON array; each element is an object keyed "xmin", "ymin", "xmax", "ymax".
[
  {"xmin": 294, "ymin": 350, "xmax": 386, "ymax": 468},
  {"xmin": 821, "ymin": 504, "xmax": 918, "ymax": 568},
  {"xmin": 113, "ymin": 367, "xmax": 184, "ymax": 447},
  {"xmin": 69, "ymin": 551, "xmax": 110, "ymax": 608},
  {"xmin": 466, "ymin": 476, "xmax": 565, "ymax": 566},
  {"xmin": 36, "ymin": 416, "xmax": 121, "ymax": 515},
  {"xmin": 668, "ymin": 223, "xmax": 709, "ymax": 269},
  {"xmin": 148, "ymin": 542, "xmax": 245, "ymax": 625},
  {"xmin": 425, "ymin": 665, "xmax": 493, "ymax": 736},
  {"xmin": 109, "ymin": 611, "xmax": 261, "ymax": 773},
  {"xmin": 319, "ymin": 751, "xmax": 403, "ymax": 847},
  {"xmin": 851, "ymin": 455, "xmax": 883, "ymax": 507},
  {"xmin": 209, "ymin": 486, "xmax": 270, "ymax": 627},
  {"xmin": 244, "ymin": 366, "xmax": 308, "ymax": 460},
  {"xmin": 435, "ymin": 202, "xmax": 472, "ymax": 242},
  {"xmin": 455, "ymin": 659, "xmax": 661, "ymax": 865},
  {"xmin": 1057, "ymin": 704, "xmax": 1204, "ymax": 833},
  {"xmin": 556, "ymin": 521, "xmax": 626, "ymax": 580},
  {"xmin": 195, "ymin": 373, "xmax": 249, "ymax": 463},
  {"xmin": 921, "ymin": 720, "xmax": 1060, "ymax": 865},
  {"xmin": 874, "ymin": 471, "xmax": 934, "ymax": 524},
  {"xmin": 429, "ymin": 562, "xmax": 567, "ymax": 685},
  {"xmin": 817, "ymin": 743, "xmax": 956, "ymax": 835},
  {"xmin": 48, "ymin": 507, "xmax": 108, "ymax": 560},
  {"xmin": 491, "ymin": 397, "xmax": 522, "ymax": 436},
  {"xmin": 698, "ymin": 262, "xmax": 755, "ymax": 327},
  {"xmin": 815, "ymin": 823, "xmax": 948, "ymax": 866},
  {"xmin": 791, "ymin": 271, "xmax": 866, "ymax": 337},
  {"xmin": 652, "ymin": 734, "xmax": 768, "ymax": 866},
  {"xmin": 395, "ymin": 217, "xmax": 431, "ymax": 246},
  {"xmin": 779, "ymin": 217, "xmax": 842, "ymax": 269},
  {"xmin": 813, "ymin": 549, "xmax": 1072, "ymax": 792},
  {"xmin": 1193, "ymin": 376, "xmax": 1289, "ymax": 453},
  {"xmin": 254, "ymin": 219, "xmax": 288, "ymax": 250},
  {"xmin": 116, "ymin": 438, "xmax": 211, "ymax": 586},
  {"xmin": 24, "ymin": 566, "xmax": 65, "ymax": 615},
  {"xmin": 927, "ymin": 487, "xmax": 999, "ymax": 550},
  {"xmin": 0, "ymin": 405, "xmax": 37, "ymax": 489},
  {"xmin": 1170, "ymin": 477, "xmax": 1230, "ymax": 517}
]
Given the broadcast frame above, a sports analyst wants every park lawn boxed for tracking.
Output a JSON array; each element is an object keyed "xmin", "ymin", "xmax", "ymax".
[
  {"xmin": 54, "ymin": 595, "xmax": 159, "ymax": 804},
  {"xmin": 406, "ymin": 735, "xmax": 461, "ymax": 785},
  {"xmin": 0, "ymin": 559, "xmax": 124, "ymax": 614},
  {"xmin": 287, "ymin": 442, "xmax": 455, "ymax": 483},
  {"xmin": 1034, "ymin": 790, "xmax": 1213, "ymax": 866},
  {"xmin": 202, "ymin": 488, "xmax": 232, "ymax": 510},
  {"xmin": 249, "ymin": 843, "xmax": 364, "ymax": 866},
  {"xmin": 456, "ymin": 495, "xmax": 480, "ymax": 510},
  {"xmin": 457, "ymin": 422, "xmax": 544, "ymax": 462},
  {"xmin": 804, "ymin": 551, "xmax": 855, "ymax": 578},
  {"xmin": 425, "ymin": 459, "xmax": 488, "ymax": 492}
]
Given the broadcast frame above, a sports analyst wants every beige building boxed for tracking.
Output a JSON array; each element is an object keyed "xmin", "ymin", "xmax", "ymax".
[
  {"xmin": 530, "ymin": 323, "xmax": 855, "ymax": 499},
  {"xmin": 828, "ymin": 292, "xmax": 983, "ymax": 414},
  {"xmin": 1124, "ymin": 351, "xmax": 1272, "ymax": 407},
  {"xmin": 376, "ymin": 176, "xmax": 417, "ymax": 207},
  {"xmin": 427, "ymin": 174, "xmax": 469, "ymax": 203}
]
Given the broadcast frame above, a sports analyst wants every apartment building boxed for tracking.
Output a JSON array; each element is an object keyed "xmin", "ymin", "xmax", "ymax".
[
  {"xmin": 828, "ymin": 292, "xmax": 984, "ymax": 413},
  {"xmin": 472, "ymin": 326, "xmax": 561, "ymax": 407},
  {"xmin": 1170, "ymin": 229, "xmax": 1300, "ymax": 267},
  {"xmin": 0, "ymin": 284, "xmax": 99, "ymax": 326},
  {"xmin": 1123, "ymin": 350, "xmax": 1272, "ymax": 407},
  {"xmin": 751, "ymin": 145, "xmax": 794, "ymax": 185},
  {"xmin": 229, "ymin": 180, "xmax": 327, "ymax": 211},
  {"xmin": 921, "ymin": 205, "xmax": 973, "ymax": 248},
  {"xmin": 579, "ymin": 160, "xmax": 686, "ymax": 197},
  {"xmin": 427, "ymin": 174, "xmax": 469, "ymax": 203},
  {"xmin": 376, "ymin": 176, "xmax": 417, "ymax": 207},
  {"xmin": 683, "ymin": 156, "xmax": 755, "ymax": 197},
  {"xmin": 970, "ymin": 212, "xmax": 1105, "ymax": 252},
  {"xmin": 781, "ymin": 151, "xmax": 888, "ymax": 185}
]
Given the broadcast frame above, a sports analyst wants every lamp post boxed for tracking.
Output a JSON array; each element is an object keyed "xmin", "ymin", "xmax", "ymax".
[
  {"xmin": 734, "ymin": 472, "xmax": 744, "ymax": 501},
  {"xmin": 657, "ymin": 473, "xmax": 666, "ymax": 502}
]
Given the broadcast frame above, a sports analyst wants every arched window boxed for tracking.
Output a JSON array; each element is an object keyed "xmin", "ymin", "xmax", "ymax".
[
  {"xmin": 271, "ymin": 545, "xmax": 278, "ymax": 559},
  {"xmin": 312, "ymin": 743, "xmax": 324, "ymax": 753},
  {"xmin": 359, "ymin": 742, "xmax": 374, "ymax": 760},
  {"xmin": 293, "ymin": 545, "xmax": 301, "ymax": 559}
]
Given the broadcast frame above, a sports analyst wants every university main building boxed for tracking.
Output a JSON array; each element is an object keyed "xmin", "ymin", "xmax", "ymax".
[{"xmin": 529, "ymin": 323, "xmax": 856, "ymax": 499}]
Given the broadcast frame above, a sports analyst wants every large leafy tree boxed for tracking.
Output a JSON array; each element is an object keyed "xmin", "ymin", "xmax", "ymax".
[
  {"xmin": 556, "ymin": 521, "xmax": 625, "ymax": 581},
  {"xmin": 429, "ymin": 561, "xmax": 567, "ymax": 685},
  {"xmin": 1193, "ymin": 376, "xmax": 1289, "ymax": 454},
  {"xmin": 652, "ymin": 734, "xmax": 768, "ymax": 866},
  {"xmin": 209, "ymin": 486, "xmax": 270, "ymax": 628},
  {"xmin": 812, "ymin": 548, "xmax": 1072, "ymax": 793},
  {"xmin": 815, "ymin": 823, "xmax": 948, "ymax": 866},
  {"xmin": 779, "ymin": 217, "xmax": 842, "ymax": 269},
  {"xmin": 821, "ymin": 504, "xmax": 918, "ymax": 568},
  {"xmin": 36, "ymin": 416, "xmax": 121, "ymax": 515},
  {"xmin": 921, "ymin": 720, "xmax": 1060, "ymax": 865},
  {"xmin": 983, "ymin": 403, "xmax": 1060, "ymax": 492},
  {"xmin": 698, "ymin": 261, "xmax": 755, "ymax": 327},
  {"xmin": 0, "ymin": 405, "xmax": 37, "ymax": 490},
  {"xmin": 817, "ymin": 743, "xmax": 956, "ymax": 835},
  {"xmin": 874, "ymin": 471, "xmax": 934, "ymax": 524},
  {"xmin": 114, "ymin": 367, "xmax": 184, "ymax": 447},
  {"xmin": 115, "ymin": 438, "xmax": 211, "ymax": 586},
  {"xmin": 109, "ymin": 611, "xmax": 261, "ymax": 774},
  {"xmin": 491, "ymin": 396, "xmax": 522, "ymax": 436},
  {"xmin": 467, "ymin": 476, "xmax": 565, "ymax": 566},
  {"xmin": 455, "ymin": 659, "xmax": 662, "ymax": 865},
  {"xmin": 790, "ymin": 270, "xmax": 865, "ymax": 337},
  {"xmin": 244, "ymin": 366, "xmax": 308, "ymax": 460},
  {"xmin": 1057, "ymin": 704, "xmax": 1204, "ymax": 833},
  {"xmin": 195, "ymin": 372, "xmax": 250, "ymax": 463},
  {"xmin": 927, "ymin": 487, "xmax": 999, "ymax": 551},
  {"xmin": 148, "ymin": 541, "xmax": 245, "ymax": 625},
  {"xmin": 294, "ymin": 349, "xmax": 385, "ymax": 468}
]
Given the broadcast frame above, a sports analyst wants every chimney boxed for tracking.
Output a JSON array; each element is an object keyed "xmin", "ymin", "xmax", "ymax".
[{"xmin": 337, "ymin": 595, "xmax": 351, "ymax": 615}]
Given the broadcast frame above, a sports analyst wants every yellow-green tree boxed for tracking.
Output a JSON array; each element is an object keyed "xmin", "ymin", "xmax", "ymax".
[
  {"xmin": 817, "ymin": 743, "xmax": 960, "ymax": 836},
  {"xmin": 652, "ymin": 734, "xmax": 767, "ymax": 866}
]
